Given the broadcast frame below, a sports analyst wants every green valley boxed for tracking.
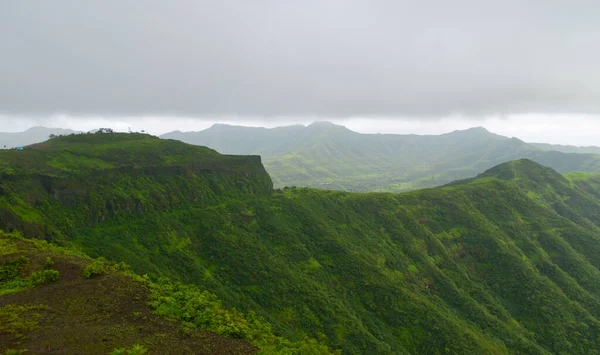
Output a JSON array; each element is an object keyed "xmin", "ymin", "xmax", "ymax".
[
  {"xmin": 162, "ymin": 122, "xmax": 600, "ymax": 192},
  {"xmin": 4, "ymin": 133, "xmax": 600, "ymax": 354}
]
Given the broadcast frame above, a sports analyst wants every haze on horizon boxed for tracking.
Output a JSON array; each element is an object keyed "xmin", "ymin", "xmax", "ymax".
[{"xmin": 1, "ymin": 1, "xmax": 599, "ymax": 145}]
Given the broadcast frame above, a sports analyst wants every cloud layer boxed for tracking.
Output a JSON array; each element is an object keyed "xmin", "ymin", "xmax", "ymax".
[
  {"xmin": 2, "ymin": 113, "xmax": 600, "ymax": 146},
  {"xmin": 1, "ymin": 1, "xmax": 599, "ymax": 117}
]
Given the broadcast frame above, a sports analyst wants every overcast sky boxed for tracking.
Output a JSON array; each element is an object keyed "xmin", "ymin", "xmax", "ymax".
[{"xmin": 1, "ymin": 1, "xmax": 599, "ymax": 144}]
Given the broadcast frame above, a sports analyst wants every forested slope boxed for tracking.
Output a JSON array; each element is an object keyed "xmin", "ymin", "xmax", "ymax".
[{"xmin": 4, "ymin": 134, "xmax": 600, "ymax": 353}]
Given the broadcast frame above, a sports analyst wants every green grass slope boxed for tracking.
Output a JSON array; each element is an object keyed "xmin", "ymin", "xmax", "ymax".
[
  {"xmin": 0, "ymin": 230, "xmax": 336, "ymax": 355},
  {"xmin": 5, "ymin": 134, "xmax": 600, "ymax": 354},
  {"xmin": 0, "ymin": 231, "xmax": 258, "ymax": 354},
  {"xmin": 162, "ymin": 122, "xmax": 600, "ymax": 192}
]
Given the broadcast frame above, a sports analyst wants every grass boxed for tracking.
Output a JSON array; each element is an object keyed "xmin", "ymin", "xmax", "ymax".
[
  {"xmin": 0, "ymin": 231, "xmax": 335, "ymax": 354},
  {"xmin": 564, "ymin": 171, "xmax": 600, "ymax": 181}
]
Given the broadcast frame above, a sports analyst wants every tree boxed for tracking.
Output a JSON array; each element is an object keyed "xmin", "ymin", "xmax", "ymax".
[{"xmin": 95, "ymin": 128, "xmax": 114, "ymax": 134}]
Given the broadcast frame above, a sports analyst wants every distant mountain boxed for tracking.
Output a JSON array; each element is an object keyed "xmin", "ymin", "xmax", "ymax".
[
  {"xmin": 530, "ymin": 142, "xmax": 600, "ymax": 154},
  {"xmin": 0, "ymin": 126, "xmax": 77, "ymax": 149},
  {"xmin": 162, "ymin": 122, "xmax": 600, "ymax": 192}
]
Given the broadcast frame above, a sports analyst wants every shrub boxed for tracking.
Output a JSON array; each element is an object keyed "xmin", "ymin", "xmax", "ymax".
[
  {"xmin": 148, "ymin": 281, "xmax": 336, "ymax": 354},
  {"xmin": 112, "ymin": 261, "xmax": 132, "ymax": 273},
  {"xmin": 44, "ymin": 257, "xmax": 54, "ymax": 269},
  {"xmin": 30, "ymin": 270, "xmax": 59, "ymax": 285},
  {"xmin": 83, "ymin": 258, "xmax": 109, "ymax": 279},
  {"xmin": 0, "ymin": 257, "xmax": 29, "ymax": 283},
  {"xmin": 110, "ymin": 344, "xmax": 148, "ymax": 355},
  {"xmin": 3, "ymin": 350, "xmax": 28, "ymax": 355}
]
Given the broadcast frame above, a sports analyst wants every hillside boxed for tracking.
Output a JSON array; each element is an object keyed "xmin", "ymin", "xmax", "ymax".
[
  {"xmin": 162, "ymin": 122, "xmax": 600, "ymax": 192},
  {"xmin": 0, "ymin": 132, "xmax": 272, "ymax": 242},
  {"xmin": 0, "ymin": 231, "xmax": 259, "ymax": 354},
  {"xmin": 5, "ymin": 134, "xmax": 600, "ymax": 353}
]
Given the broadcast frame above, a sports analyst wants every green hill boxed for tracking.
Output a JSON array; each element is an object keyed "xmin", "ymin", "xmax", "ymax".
[
  {"xmin": 5, "ymin": 133, "xmax": 600, "ymax": 353},
  {"xmin": 162, "ymin": 122, "xmax": 600, "ymax": 192},
  {"xmin": 0, "ymin": 133, "xmax": 272, "ymax": 243}
]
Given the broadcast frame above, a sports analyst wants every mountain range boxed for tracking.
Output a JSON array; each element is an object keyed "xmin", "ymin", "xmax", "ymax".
[
  {"xmin": 3, "ymin": 124, "xmax": 600, "ymax": 193},
  {"xmin": 0, "ymin": 126, "xmax": 77, "ymax": 149},
  {"xmin": 5, "ymin": 133, "xmax": 600, "ymax": 353},
  {"xmin": 530, "ymin": 142, "xmax": 600, "ymax": 155},
  {"xmin": 162, "ymin": 121, "xmax": 600, "ymax": 192}
]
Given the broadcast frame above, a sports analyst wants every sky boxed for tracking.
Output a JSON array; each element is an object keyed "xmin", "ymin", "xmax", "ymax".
[{"xmin": 1, "ymin": 1, "xmax": 599, "ymax": 145}]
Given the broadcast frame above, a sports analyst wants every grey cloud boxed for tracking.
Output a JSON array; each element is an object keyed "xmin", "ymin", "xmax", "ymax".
[{"xmin": 0, "ymin": 1, "xmax": 599, "ymax": 118}]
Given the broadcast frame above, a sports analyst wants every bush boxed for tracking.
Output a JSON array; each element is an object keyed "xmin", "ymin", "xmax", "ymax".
[
  {"xmin": 110, "ymin": 344, "xmax": 148, "ymax": 355},
  {"xmin": 30, "ymin": 270, "xmax": 59, "ymax": 285},
  {"xmin": 3, "ymin": 350, "xmax": 28, "ymax": 355},
  {"xmin": 44, "ymin": 257, "xmax": 54, "ymax": 269},
  {"xmin": 148, "ymin": 281, "xmax": 336, "ymax": 354},
  {"xmin": 0, "ymin": 257, "xmax": 29, "ymax": 282},
  {"xmin": 112, "ymin": 261, "xmax": 132, "ymax": 273},
  {"xmin": 83, "ymin": 259, "xmax": 109, "ymax": 279}
]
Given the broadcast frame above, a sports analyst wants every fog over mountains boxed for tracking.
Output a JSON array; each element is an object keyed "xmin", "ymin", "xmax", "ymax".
[{"xmin": 0, "ymin": 126, "xmax": 77, "ymax": 148}]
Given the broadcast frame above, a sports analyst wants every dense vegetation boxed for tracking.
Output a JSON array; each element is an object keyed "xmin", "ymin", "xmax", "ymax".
[
  {"xmin": 0, "ymin": 231, "xmax": 334, "ymax": 354},
  {"xmin": 163, "ymin": 121, "xmax": 600, "ymax": 192},
  {"xmin": 4, "ymin": 133, "xmax": 600, "ymax": 353},
  {"xmin": 0, "ymin": 230, "xmax": 255, "ymax": 354}
]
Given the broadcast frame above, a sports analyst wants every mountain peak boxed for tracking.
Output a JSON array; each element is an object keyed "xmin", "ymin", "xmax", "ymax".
[
  {"xmin": 24, "ymin": 126, "xmax": 50, "ymax": 132},
  {"xmin": 24, "ymin": 126, "xmax": 75, "ymax": 133},
  {"xmin": 306, "ymin": 121, "xmax": 354, "ymax": 133},
  {"xmin": 208, "ymin": 123, "xmax": 235, "ymax": 130},
  {"xmin": 445, "ymin": 158, "xmax": 569, "ymax": 189},
  {"xmin": 466, "ymin": 126, "xmax": 489, "ymax": 132},
  {"xmin": 443, "ymin": 126, "xmax": 508, "ymax": 141},
  {"xmin": 478, "ymin": 159, "xmax": 566, "ymax": 183},
  {"xmin": 307, "ymin": 121, "xmax": 338, "ymax": 127},
  {"xmin": 449, "ymin": 126, "xmax": 491, "ymax": 135},
  {"xmin": 200, "ymin": 124, "xmax": 271, "ymax": 137}
]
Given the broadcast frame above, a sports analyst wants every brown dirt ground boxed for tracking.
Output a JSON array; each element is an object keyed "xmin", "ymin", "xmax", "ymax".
[{"xmin": 0, "ymin": 239, "xmax": 258, "ymax": 355}]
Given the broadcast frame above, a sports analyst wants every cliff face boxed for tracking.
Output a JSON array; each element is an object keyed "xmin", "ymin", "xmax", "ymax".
[{"xmin": 0, "ymin": 133, "xmax": 272, "ymax": 240}]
